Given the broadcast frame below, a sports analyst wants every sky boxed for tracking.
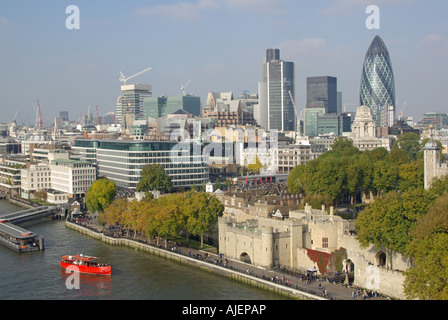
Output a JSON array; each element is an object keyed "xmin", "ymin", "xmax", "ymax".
[{"xmin": 0, "ymin": 0, "xmax": 447, "ymax": 127}]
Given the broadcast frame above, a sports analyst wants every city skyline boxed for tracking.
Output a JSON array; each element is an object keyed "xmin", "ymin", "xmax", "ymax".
[{"xmin": 0, "ymin": 1, "xmax": 447, "ymax": 126}]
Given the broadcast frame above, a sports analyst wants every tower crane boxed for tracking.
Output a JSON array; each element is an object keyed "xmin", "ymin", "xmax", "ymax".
[
  {"xmin": 96, "ymin": 105, "xmax": 100, "ymax": 125},
  {"xmin": 119, "ymin": 67, "xmax": 152, "ymax": 85},
  {"xmin": 12, "ymin": 108, "xmax": 19, "ymax": 123},
  {"xmin": 288, "ymin": 91, "xmax": 302, "ymax": 136},
  {"xmin": 398, "ymin": 101, "xmax": 407, "ymax": 119},
  {"xmin": 181, "ymin": 80, "xmax": 191, "ymax": 95}
]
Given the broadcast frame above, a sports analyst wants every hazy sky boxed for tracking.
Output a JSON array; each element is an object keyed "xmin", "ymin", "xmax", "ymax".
[{"xmin": 0, "ymin": 0, "xmax": 447, "ymax": 126}]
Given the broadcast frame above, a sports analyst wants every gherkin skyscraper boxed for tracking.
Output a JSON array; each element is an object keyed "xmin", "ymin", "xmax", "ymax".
[{"xmin": 360, "ymin": 35, "xmax": 396, "ymax": 126}]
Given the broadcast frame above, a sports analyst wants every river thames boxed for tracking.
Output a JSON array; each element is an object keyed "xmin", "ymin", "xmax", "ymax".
[{"xmin": 0, "ymin": 200, "xmax": 286, "ymax": 300}]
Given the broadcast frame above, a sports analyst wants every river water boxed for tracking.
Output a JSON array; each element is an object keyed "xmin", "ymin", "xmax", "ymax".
[{"xmin": 0, "ymin": 200, "xmax": 285, "ymax": 300}]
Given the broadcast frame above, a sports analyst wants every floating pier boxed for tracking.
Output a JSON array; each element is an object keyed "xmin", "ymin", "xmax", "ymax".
[
  {"xmin": 0, "ymin": 219, "xmax": 43, "ymax": 252},
  {"xmin": 0, "ymin": 205, "xmax": 54, "ymax": 252}
]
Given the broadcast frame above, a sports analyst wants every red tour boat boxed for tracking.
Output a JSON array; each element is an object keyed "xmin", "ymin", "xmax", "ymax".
[{"xmin": 60, "ymin": 254, "xmax": 111, "ymax": 276}]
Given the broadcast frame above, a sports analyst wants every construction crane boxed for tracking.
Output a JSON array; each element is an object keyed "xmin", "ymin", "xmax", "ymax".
[
  {"xmin": 11, "ymin": 108, "xmax": 19, "ymax": 123},
  {"xmin": 96, "ymin": 105, "xmax": 100, "ymax": 125},
  {"xmin": 119, "ymin": 67, "xmax": 152, "ymax": 85},
  {"xmin": 398, "ymin": 101, "xmax": 407, "ymax": 119},
  {"xmin": 288, "ymin": 91, "xmax": 302, "ymax": 136},
  {"xmin": 288, "ymin": 90, "xmax": 301, "ymax": 121},
  {"xmin": 75, "ymin": 113, "xmax": 84, "ymax": 126},
  {"xmin": 181, "ymin": 80, "xmax": 191, "ymax": 95}
]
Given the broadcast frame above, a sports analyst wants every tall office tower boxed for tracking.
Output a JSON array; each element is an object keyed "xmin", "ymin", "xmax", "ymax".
[
  {"xmin": 306, "ymin": 76, "xmax": 338, "ymax": 114},
  {"xmin": 337, "ymin": 91, "xmax": 342, "ymax": 115},
  {"xmin": 360, "ymin": 35, "xmax": 396, "ymax": 126},
  {"xmin": 116, "ymin": 84, "xmax": 152, "ymax": 128},
  {"xmin": 258, "ymin": 49, "xmax": 296, "ymax": 132},
  {"xmin": 59, "ymin": 111, "xmax": 69, "ymax": 122}
]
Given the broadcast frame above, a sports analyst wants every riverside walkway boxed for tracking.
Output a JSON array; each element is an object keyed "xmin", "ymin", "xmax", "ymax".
[{"xmin": 71, "ymin": 213, "xmax": 390, "ymax": 301}]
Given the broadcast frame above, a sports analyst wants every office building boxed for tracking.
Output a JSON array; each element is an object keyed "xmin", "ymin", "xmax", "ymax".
[
  {"xmin": 337, "ymin": 91, "xmax": 342, "ymax": 114},
  {"xmin": 317, "ymin": 114, "xmax": 351, "ymax": 136},
  {"xmin": 59, "ymin": 112, "xmax": 69, "ymax": 122},
  {"xmin": 116, "ymin": 84, "xmax": 152, "ymax": 128},
  {"xmin": 258, "ymin": 49, "xmax": 296, "ymax": 132},
  {"xmin": 360, "ymin": 36, "xmax": 396, "ymax": 125},
  {"xmin": 304, "ymin": 108, "xmax": 325, "ymax": 137},
  {"xmin": 73, "ymin": 139, "xmax": 209, "ymax": 190},
  {"xmin": 50, "ymin": 159, "xmax": 96, "ymax": 198},
  {"xmin": 20, "ymin": 163, "xmax": 51, "ymax": 199},
  {"xmin": 142, "ymin": 95, "xmax": 201, "ymax": 119},
  {"xmin": 306, "ymin": 76, "xmax": 338, "ymax": 114},
  {"xmin": 202, "ymin": 92, "xmax": 256, "ymax": 127},
  {"xmin": 420, "ymin": 112, "xmax": 448, "ymax": 129}
]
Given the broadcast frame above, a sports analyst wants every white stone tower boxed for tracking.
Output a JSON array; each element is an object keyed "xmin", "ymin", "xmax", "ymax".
[{"xmin": 424, "ymin": 138, "xmax": 441, "ymax": 190}]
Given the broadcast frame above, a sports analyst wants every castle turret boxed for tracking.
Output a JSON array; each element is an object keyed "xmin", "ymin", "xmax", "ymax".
[{"xmin": 424, "ymin": 138, "xmax": 440, "ymax": 190}]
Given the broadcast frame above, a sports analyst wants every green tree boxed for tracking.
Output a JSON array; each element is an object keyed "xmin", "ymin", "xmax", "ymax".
[
  {"xmin": 213, "ymin": 179, "xmax": 222, "ymax": 191},
  {"xmin": 398, "ymin": 158, "xmax": 424, "ymax": 192},
  {"xmin": 323, "ymin": 137, "xmax": 361, "ymax": 158},
  {"xmin": 391, "ymin": 132, "xmax": 421, "ymax": 161},
  {"xmin": 86, "ymin": 179, "xmax": 117, "ymax": 213},
  {"xmin": 428, "ymin": 174, "xmax": 448, "ymax": 198},
  {"xmin": 287, "ymin": 164, "xmax": 306, "ymax": 195},
  {"xmin": 137, "ymin": 164, "xmax": 173, "ymax": 193},
  {"xmin": 404, "ymin": 193, "xmax": 448, "ymax": 300},
  {"xmin": 372, "ymin": 160, "xmax": 399, "ymax": 198},
  {"xmin": 355, "ymin": 189, "xmax": 435, "ymax": 260}
]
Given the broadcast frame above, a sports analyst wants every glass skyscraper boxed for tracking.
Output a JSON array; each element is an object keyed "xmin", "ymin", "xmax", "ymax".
[
  {"xmin": 307, "ymin": 76, "xmax": 338, "ymax": 114},
  {"xmin": 360, "ymin": 35, "xmax": 396, "ymax": 126},
  {"xmin": 258, "ymin": 49, "xmax": 296, "ymax": 132}
]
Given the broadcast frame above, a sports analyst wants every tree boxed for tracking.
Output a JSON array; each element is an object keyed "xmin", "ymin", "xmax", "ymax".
[
  {"xmin": 155, "ymin": 195, "xmax": 183, "ymax": 248},
  {"xmin": 137, "ymin": 164, "xmax": 173, "ymax": 193},
  {"xmin": 372, "ymin": 160, "xmax": 399, "ymax": 198},
  {"xmin": 287, "ymin": 164, "xmax": 306, "ymax": 195},
  {"xmin": 34, "ymin": 190, "xmax": 48, "ymax": 203},
  {"xmin": 86, "ymin": 179, "xmax": 117, "ymax": 213},
  {"xmin": 391, "ymin": 132, "xmax": 421, "ymax": 161},
  {"xmin": 322, "ymin": 137, "xmax": 360, "ymax": 158},
  {"xmin": 183, "ymin": 192, "xmax": 224, "ymax": 248},
  {"xmin": 213, "ymin": 179, "xmax": 222, "ymax": 191},
  {"xmin": 99, "ymin": 197, "xmax": 128, "ymax": 227},
  {"xmin": 404, "ymin": 193, "xmax": 448, "ymax": 300},
  {"xmin": 428, "ymin": 174, "xmax": 448, "ymax": 198},
  {"xmin": 398, "ymin": 159, "xmax": 424, "ymax": 192},
  {"xmin": 247, "ymin": 156, "xmax": 264, "ymax": 175},
  {"xmin": 355, "ymin": 189, "xmax": 435, "ymax": 261}
]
